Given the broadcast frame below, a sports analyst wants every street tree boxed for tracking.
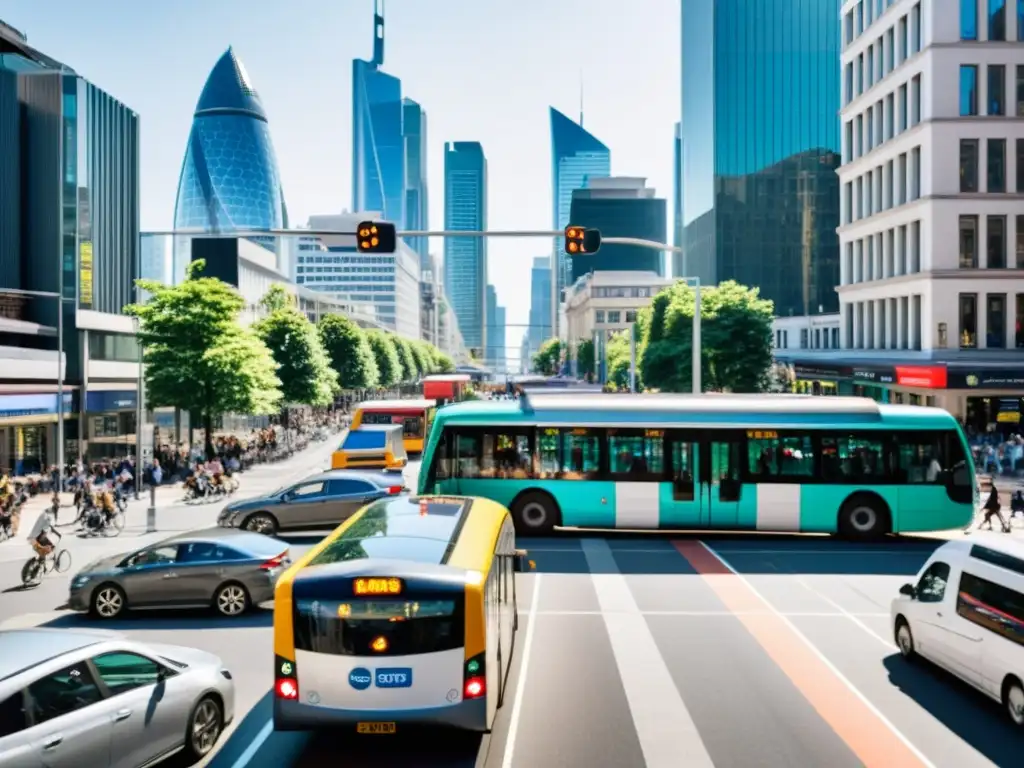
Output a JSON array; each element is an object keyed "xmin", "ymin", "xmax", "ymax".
[
  {"xmin": 366, "ymin": 329, "xmax": 402, "ymax": 388},
  {"xmin": 639, "ymin": 280, "xmax": 774, "ymax": 393},
  {"xmin": 410, "ymin": 341, "xmax": 435, "ymax": 377},
  {"xmin": 604, "ymin": 331, "xmax": 635, "ymax": 391},
  {"xmin": 575, "ymin": 338, "xmax": 596, "ymax": 381},
  {"xmin": 126, "ymin": 259, "xmax": 282, "ymax": 459},
  {"xmin": 254, "ymin": 285, "xmax": 338, "ymax": 406},
  {"xmin": 393, "ymin": 335, "xmax": 419, "ymax": 383},
  {"xmin": 431, "ymin": 347, "xmax": 456, "ymax": 373},
  {"xmin": 318, "ymin": 313, "xmax": 379, "ymax": 390},
  {"xmin": 532, "ymin": 337, "xmax": 563, "ymax": 376}
]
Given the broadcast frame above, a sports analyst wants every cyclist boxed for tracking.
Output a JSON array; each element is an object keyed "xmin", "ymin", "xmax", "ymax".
[{"xmin": 27, "ymin": 507, "xmax": 59, "ymax": 559}]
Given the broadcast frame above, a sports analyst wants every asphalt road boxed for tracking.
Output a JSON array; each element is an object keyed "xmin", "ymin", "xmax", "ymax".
[{"xmin": 1, "ymin": 449, "xmax": 1019, "ymax": 768}]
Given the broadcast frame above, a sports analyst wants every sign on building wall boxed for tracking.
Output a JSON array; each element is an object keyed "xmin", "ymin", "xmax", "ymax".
[{"xmin": 79, "ymin": 241, "xmax": 93, "ymax": 308}]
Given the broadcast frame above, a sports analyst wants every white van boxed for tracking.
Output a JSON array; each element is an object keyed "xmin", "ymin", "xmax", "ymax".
[{"xmin": 891, "ymin": 534, "xmax": 1024, "ymax": 726}]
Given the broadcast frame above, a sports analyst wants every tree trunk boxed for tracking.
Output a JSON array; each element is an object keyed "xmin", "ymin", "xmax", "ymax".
[{"xmin": 204, "ymin": 411, "xmax": 216, "ymax": 460}]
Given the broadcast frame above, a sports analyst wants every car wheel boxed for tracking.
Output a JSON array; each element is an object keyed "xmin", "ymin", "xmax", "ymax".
[
  {"xmin": 894, "ymin": 617, "xmax": 916, "ymax": 659},
  {"xmin": 214, "ymin": 582, "xmax": 250, "ymax": 617},
  {"xmin": 242, "ymin": 512, "xmax": 277, "ymax": 536},
  {"xmin": 1005, "ymin": 678, "xmax": 1024, "ymax": 727},
  {"xmin": 91, "ymin": 584, "xmax": 126, "ymax": 619},
  {"xmin": 511, "ymin": 491, "xmax": 560, "ymax": 535},
  {"xmin": 185, "ymin": 695, "xmax": 224, "ymax": 761}
]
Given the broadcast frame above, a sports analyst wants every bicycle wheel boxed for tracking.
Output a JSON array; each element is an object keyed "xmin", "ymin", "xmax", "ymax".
[
  {"xmin": 54, "ymin": 549, "xmax": 72, "ymax": 573},
  {"xmin": 20, "ymin": 558, "xmax": 42, "ymax": 587},
  {"xmin": 102, "ymin": 512, "xmax": 125, "ymax": 537}
]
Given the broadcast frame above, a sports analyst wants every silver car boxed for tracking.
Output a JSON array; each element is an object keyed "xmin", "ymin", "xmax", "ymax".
[
  {"xmin": 68, "ymin": 528, "xmax": 290, "ymax": 620},
  {"xmin": 217, "ymin": 469, "xmax": 408, "ymax": 535},
  {"xmin": 0, "ymin": 628, "xmax": 234, "ymax": 767}
]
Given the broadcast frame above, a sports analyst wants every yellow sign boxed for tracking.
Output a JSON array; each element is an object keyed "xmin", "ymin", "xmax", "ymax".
[
  {"xmin": 354, "ymin": 577, "xmax": 402, "ymax": 596},
  {"xmin": 79, "ymin": 241, "xmax": 94, "ymax": 307},
  {"xmin": 747, "ymin": 430, "xmax": 779, "ymax": 440}
]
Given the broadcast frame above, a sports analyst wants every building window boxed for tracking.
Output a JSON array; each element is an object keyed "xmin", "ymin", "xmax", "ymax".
[
  {"xmin": 1017, "ymin": 66, "xmax": 1024, "ymax": 116},
  {"xmin": 1018, "ymin": 140, "xmax": 1024, "ymax": 192},
  {"xmin": 960, "ymin": 215, "xmax": 979, "ymax": 268},
  {"xmin": 594, "ymin": 310, "xmax": 605, "ymax": 323},
  {"xmin": 800, "ymin": 329, "xmax": 808, "ymax": 349},
  {"xmin": 910, "ymin": 147, "xmax": 921, "ymax": 200},
  {"xmin": 899, "ymin": 15, "xmax": 908, "ymax": 59},
  {"xmin": 990, "ymin": 0, "xmax": 1007, "ymax": 40},
  {"xmin": 989, "ymin": 65, "xmax": 1006, "ymax": 115},
  {"xmin": 960, "ymin": 139, "xmax": 980, "ymax": 192},
  {"xmin": 1016, "ymin": 294, "xmax": 1024, "ymax": 347},
  {"xmin": 1017, "ymin": 215, "xmax": 1024, "ymax": 267},
  {"xmin": 960, "ymin": 294, "xmax": 978, "ymax": 348},
  {"xmin": 988, "ymin": 215, "xmax": 1007, "ymax": 268},
  {"xmin": 911, "ymin": 75, "xmax": 922, "ymax": 125},
  {"xmin": 961, "ymin": 65, "xmax": 979, "ymax": 116},
  {"xmin": 911, "ymin": 220, "xmax": 921, "ymax": 272},
  {"xmin": 625, "ymin": 310, "xmax": 637, "ymax": 322},
  {"xmin": 88, "ymin": 333, "xmax": 140, "ymax": 363},
  {"xmin": 988, "ymin": 139, "xmax": 1007, "ymax": 192},
  {"xmin": 607, "ymin": 310, "xmax": 621, "ymax": 324},
  {"xmin": 831, "ymin": 328, "xmax": 840, "ymax": 349},
  {"xmin": 899, "ymin": 84, "xmax": 908, "ymax": 131},
  {"xmin": 1019, "ymin": 0, "xmax": 1024, "ymax": 41},
  {"xmin": 988, "ymin": 294, "xmax": 1008, "ymax": 348},
  {"xmin": 962, "ymin": 0, "xmax": 978, "ymax": 39},
  {"xmin": 911, "ymin": 3, "xmax": 922, "ymax": 51}
]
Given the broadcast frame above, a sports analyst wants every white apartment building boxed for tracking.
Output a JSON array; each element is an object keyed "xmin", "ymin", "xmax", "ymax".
[{"xmin": 829, "ymin": 0, "xmax": 1024, "ymax": 428}]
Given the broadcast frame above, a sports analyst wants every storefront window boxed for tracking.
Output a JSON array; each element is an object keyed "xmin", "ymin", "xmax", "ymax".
[
  {"xmin": 987, "ymin": 294, "xmax": 1007, "ymax": 348},
  {"xmin": 960, "ymin": 293, "xmax": 978, "ymax": 348},
  {"xmin": 1016, "ymin": 294, "xmax": 1024, "ymax": 348},
  {"xmin": 88, "ymin": 332, "xmax": 140, "ymax": 363},
  {"xmin": 959, "ymin": 215, "xmax": 978, "ymax": 268}
]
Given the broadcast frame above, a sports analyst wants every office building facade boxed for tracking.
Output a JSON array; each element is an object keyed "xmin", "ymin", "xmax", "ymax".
[
  {"xmin": 550, "ymin": 107, "xmax": 610, "ymax": 337},
  {"xmin": 0, "ymin": 20, "xmax": 145, "ymax": 466},
  {"xmin": 486, "ymin": 284, "xmax": 506, "ymax": 373},
  {"xmin": 444, "ymin": 142, "xmax": 488, "ymax": 355},
  {"xmin": 527, "ymin": 256, "xmax": 552, "ymax": 359},
  {"xmin": 681, "ymin": 0, "xmax": 841, "ymax": 318},
  {"xmin": 569, "ymin": 178, "xmax": 667, "ymax": 282},
  {"xmin": 403, "ymin": 98, "xmax": 430, "ymax": 268},
  {"xmin": 673, "ymin": 122, "xmax": 684, "ymax": 278}
]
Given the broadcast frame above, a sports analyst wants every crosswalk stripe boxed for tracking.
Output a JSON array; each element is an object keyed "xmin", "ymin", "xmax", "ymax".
[{"xmin": 581, "ymin": 539, "xmax": 714, "ymax": 768}]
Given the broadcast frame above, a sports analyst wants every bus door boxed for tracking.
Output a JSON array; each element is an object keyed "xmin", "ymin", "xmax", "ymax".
[
  {"xmin": 663, "ymin": 430, "xmax": 705, "ymax": 528},
  {"xmin": 700, "ymin": 432, "xmax": 744, "ymax": 528}
]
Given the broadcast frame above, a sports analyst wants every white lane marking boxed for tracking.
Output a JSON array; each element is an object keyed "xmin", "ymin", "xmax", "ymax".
[
  {"xmin": 524, "ymin": 547, "xmax": 680, "ymax": 553},
  {"xmin": 500, "ymin": 573, "xmax": 541, "ymax": 768},
  {"xmin": 711, "ymin": 548, "xmax": 921, "ymax": 555},
  {"xmin": 700, "ymin": 541, "xmax": 937, "ymax": 768},
  {"xmin": 534, "ymin": 609, "xmax": 889, "ymax": 617},
  {"xmin": 230, "ymin": 719, "xmax": 273, "ymax": 768},
  {"xmin": 582, "ymin": 539, "xmax": 714, "ymax": 768},
  {"xmin": 794, "ymin": 577, "xmax": 894, "ymax": 649}
]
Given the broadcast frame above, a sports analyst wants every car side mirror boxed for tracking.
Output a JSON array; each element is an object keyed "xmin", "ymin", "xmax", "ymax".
[{"xmin": 899, "ymin": 583, "xmax": 916, "ymax": 598}]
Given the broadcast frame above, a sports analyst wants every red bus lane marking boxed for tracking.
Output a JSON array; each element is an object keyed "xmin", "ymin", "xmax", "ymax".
[{"xmin": 672, "ymin": 540, "xmax": 933, "ymax": 768}]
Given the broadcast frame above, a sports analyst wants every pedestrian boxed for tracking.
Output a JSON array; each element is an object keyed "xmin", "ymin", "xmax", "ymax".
[{"xmin": 977, "ymin": 483, "xmax": 1010, "ymax": 533}]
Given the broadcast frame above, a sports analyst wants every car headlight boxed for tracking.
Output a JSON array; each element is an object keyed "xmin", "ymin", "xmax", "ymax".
[{"xmin": 70, "ymin": 575, "xmax": 92, "ymax": 589}]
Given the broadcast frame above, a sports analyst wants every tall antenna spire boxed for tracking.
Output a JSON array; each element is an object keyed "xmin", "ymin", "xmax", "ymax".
[
  {"xmin": 372, "ymin": 0, "xmax": 385, "ymax": 67},
  {"xmin": 579, "ymin": 69, "xmax": 584, "ymax": 127}
]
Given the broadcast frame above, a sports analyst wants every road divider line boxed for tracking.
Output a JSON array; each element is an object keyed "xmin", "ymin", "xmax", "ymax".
[
  {"xmin": 581, "ymin": 539, "xmax": 714, "ymax": 768},
  {"xmin": 534, "ymin": 609, "xmax": 890, "ymax": 617},
  {"xmin": 673, "ymin": 540, "xmax": 934, "ymax": 768},
  {"xmin": 794, "ymin": 577, "xmax": 894, "ymax": 650},
  {"xmin": 230, "ymin": 719, "xmax": 273, "ymax": 768},
  {"xmin": 500, "ymin": 573, "xmax": 541, "ymax": 768}
]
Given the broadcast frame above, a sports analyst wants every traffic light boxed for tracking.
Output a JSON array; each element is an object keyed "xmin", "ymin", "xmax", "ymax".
[
  {"xmin": 564, "ymin": 226, "xmax": 601, "ymax": 255},
  {"xmin": 356, "ymin": 221, "xmax": 397, "ymax": 253}
]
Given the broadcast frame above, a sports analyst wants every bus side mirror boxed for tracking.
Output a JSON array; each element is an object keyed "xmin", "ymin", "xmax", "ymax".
[{"xmin": 513, "ymin": 549, "xmax": 528, "ymax": 573}]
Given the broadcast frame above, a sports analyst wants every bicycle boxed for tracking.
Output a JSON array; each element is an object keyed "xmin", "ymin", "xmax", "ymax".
[{"xmin": 21, "ymin": 531, "xmax": 71, "ymax": 587}]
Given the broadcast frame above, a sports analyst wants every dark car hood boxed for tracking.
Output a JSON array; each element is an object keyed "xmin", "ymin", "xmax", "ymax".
[
  {"xmin": 225, "ymin": 496, "xmax": 279, "ymax": 513},
  {"xmin": 80, "ymin": 553, "xmax": 126, "ymax": 574}
]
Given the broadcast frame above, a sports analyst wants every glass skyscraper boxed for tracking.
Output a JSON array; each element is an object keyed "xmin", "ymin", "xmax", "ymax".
[
  {"xmin": 444, "ymin": 141, "xmax": 487, "ymax": 355},
  {"xmin": 550, "ymin": 107, "xmax": 610, "ymax": 336},
  {"xmin": 352, "ymin": 2, "xmax": 405, "ymax": 227},
  {"xmin": 402, "ymin": 97, "xmax": 429, "ymax": 268},
  {"xmin": 527, "ymin": 256, "xmax": 552, "ymax": 358},
  {"xmin": 681, "ymin": 0, "xmax": 841, "ymax": 317},
  {"xmin": 173, "ymin": 47, "xmax": 288, "ymax": 279},
  {"xmin": 673, "ymin": 122, "xmax": 684, "ymax": 279},
  {"xmin": 485, "ymin": 284, "xmax": 506, "ymax": 372}
]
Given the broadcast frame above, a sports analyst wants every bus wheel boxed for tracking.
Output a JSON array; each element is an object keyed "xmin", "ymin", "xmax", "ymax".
[
  {"xmin": 838, "ymin": 494, "xmax": 889, "ymax": 540},
  {"xmin": 511, "ymin": 491, "xmax": 559, "ymax": 535}
]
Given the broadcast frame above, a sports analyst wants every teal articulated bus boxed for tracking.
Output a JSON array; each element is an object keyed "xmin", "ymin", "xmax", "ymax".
[{"xmin": 417, "ymin": 393, "xmax": 976, "ymax": 539}]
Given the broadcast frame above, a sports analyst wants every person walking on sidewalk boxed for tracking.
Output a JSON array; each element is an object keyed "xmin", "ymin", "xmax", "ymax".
[{"xmin": 977, "ymin": 483, "xmax": 1011, "ymax": 533}]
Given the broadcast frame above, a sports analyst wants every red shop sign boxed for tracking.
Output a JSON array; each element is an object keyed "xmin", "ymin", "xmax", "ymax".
[{"xmin": 894, "ymin": 365, "xmax": 947, "ymax": 389}]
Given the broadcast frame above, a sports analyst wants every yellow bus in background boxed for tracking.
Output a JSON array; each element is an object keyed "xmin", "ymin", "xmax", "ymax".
[{"xmin": 349, "ymin": 399, "xmax": 435, "ymax": 454}]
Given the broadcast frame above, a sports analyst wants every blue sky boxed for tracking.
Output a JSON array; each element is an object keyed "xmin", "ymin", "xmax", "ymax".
[{"xmin": 3, "ymin": 0, "xmax": 680, "ymax": 361}]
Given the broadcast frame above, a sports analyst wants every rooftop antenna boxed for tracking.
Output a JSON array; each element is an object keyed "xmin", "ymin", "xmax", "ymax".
[{"xmin": 372, "ymin": 0, "xmax": 385, "ymax": 67}]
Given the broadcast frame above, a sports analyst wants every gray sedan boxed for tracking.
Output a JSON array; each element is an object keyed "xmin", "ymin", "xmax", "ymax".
[
  {"xmin": 217, "ymin": 469, "xmax": 408, "ymax": 535},
  {"xmin": 0, "ymin": 628, "xmax": 235, "ymax": 768},
  {"xmin": 68, "ymin": 528, "xmax": 290, "ymax": 620}
]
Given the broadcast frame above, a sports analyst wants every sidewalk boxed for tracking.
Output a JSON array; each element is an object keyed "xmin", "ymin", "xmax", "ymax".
[{"xmin": 0, "ymin": 435, "xmax": 342, "ymax": 557}]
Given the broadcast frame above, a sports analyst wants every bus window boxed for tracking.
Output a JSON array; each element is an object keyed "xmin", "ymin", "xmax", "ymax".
[
  {"xmin": 455, "ymin": 431, "xmax": 481, "ymax": 478},
  {"xmin": 402, "ymin": 416, "xmax": 423, "ymax": 439},
  {"xmin": 430, "ymin": 430, "xmax": 452, "ymax": 482},
  {"xmin": 481, "ymin": 432, "xmax": 533, "ymax": 479},
  {"xmin": 820, "ymin": 433, "xmax": 892, "ymax": 482},
  {"xmin": 537, "ymin": 429, "xmax": 560, "ymax": 479},
  {"xmin": 669, "ymin": 439, "xmax": 695, "ymax": 501},
  {"xmin": 746, "ymin": 432, "xmax": 814, "ymax": 480},
  {"xmin": 608, "ymin": 428, "xmax": 664, "ymax": 481},
  {"xmin": 363, "ymin": 412, "xmax": 394, "ymax": 425},
  {"xmin": 560, "ymin": 428, "xmax": 600, "ymax": 480}
]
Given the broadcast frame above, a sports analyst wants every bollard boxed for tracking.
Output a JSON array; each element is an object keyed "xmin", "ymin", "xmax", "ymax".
[{"xmin": 146, "ymin": 485, "xmax": 157, "ymax": 533}]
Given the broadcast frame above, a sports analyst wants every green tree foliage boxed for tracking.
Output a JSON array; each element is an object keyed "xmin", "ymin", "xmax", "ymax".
[
  {"xmin": 366, "ymin": 330, "xmax": 402, "ymax": 388},
  {"xmin": 431, "ymin": 347, "xmax": 456, "ymax": 373},
  {"xmin": 392, "ymin": 335, "xmax": 419, "ymax": 383},
  {"xmin": 532, "ymin": 337, "xmax": 563, "ymax": 376},
  {"xmin": 638, "ymin": 280, "xmax": 774, "ymax": 393},
  {"xmin": 253, "ymin": 285, "xmax": 338, "ymax": 406},
  {"xmin": 317, "ymin": 313, "xmax": 379, "ymax": 390},
  {"xmin": 410, "ymin": 341, "xmax": 435, "ymax": 377},
  {"xmin": 604, "ymin": 331, "xmax": 635, "ymax": 391},
  {"xmin": 575, "ymin": 338, "xmax": 596, "ymax": 381},
  {"xmin": 125, "ymin": 260, "xmax": 282, "ymax": 459}
]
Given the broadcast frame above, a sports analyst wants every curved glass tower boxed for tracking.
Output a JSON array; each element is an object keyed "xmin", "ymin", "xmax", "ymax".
[
  {"xmin": 550, "ymin": 107, "xmax": 610, "ymax": 336},
  {"xmin": 173, "ymin": 47, "xmax": 287, "ymax": 273}
]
